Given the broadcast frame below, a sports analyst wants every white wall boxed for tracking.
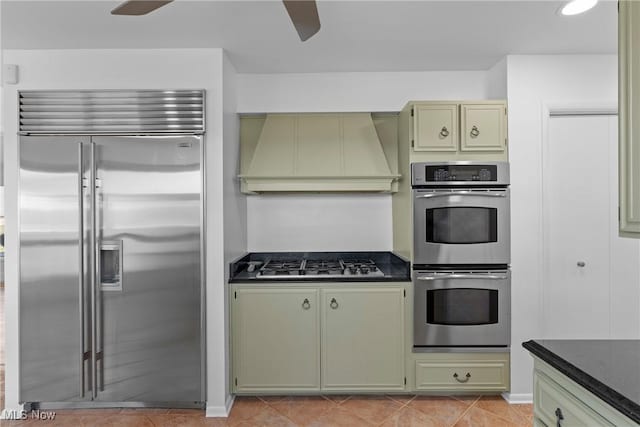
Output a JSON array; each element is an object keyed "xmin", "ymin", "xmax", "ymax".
[
  {"xmin": 239, "ymin": 71, "xmax": 489, "ymax": 252},
  {"xmin": 486, "ymin": 58, "xmax": 508, "ymax": 99},
  {"xmin": 247, "ymin": 194, "xmax": 391, "ymax": 252},
  {"xmin": 238, "ymin": 71, "xmax": 488, "ymax": 114},
  {"xmin": 506, "ymin": 54, "xmax": 620, "ymax": 400},
  {"xmin": 1, "ymin": 48, "xmax": 236, "ymax": 415},
  {"xmin": 219, "ymin": 52, "xmax": 245, "ymax": 414}
]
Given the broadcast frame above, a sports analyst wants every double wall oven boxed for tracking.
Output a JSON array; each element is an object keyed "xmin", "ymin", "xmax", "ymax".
[{"xmin": 412, "ymin": 162, "xmax": 511, "ymax": 350}]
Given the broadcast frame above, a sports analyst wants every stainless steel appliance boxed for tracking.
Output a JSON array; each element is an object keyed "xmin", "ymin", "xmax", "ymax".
[
  {"xmin": 18, "ymin": 90, "xmax": 204, "ymax": 408},
  {"xmin": 256, "ymin": 257, "xmax": 385, "ymax": 279},
  {"xmin": 413, "ymin": 269, "xmax": 511, "ymax": 348},
  {"xmin": 412, "ymin": 161, "xmax": 510, "ymax": 266},
  {"xmin": 411, "ymin": 161, "xmax": 511, "ymax": 350},
  {"xmin": 229, "ymin": 252, "xmax": 411, "ymax": 283}
]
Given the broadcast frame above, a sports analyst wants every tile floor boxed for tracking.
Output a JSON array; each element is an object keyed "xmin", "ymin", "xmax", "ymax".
[{"xmin": 0, "ymin": 288, "xmax": 533, "ymax": 426}]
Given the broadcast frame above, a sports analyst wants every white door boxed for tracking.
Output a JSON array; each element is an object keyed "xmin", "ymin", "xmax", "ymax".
[{"xmin": 544, "ymin": 115, "xmax": 640, "ymax": 339}]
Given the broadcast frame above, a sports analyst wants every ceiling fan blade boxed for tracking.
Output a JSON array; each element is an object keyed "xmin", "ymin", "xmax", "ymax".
[
  {"xmin": 111, "ymin": 0, "xmax": 174, "ymax": 16},
  {"xmin": 282, "ymin": 0, "xmax": 321, "ymax": 42}
]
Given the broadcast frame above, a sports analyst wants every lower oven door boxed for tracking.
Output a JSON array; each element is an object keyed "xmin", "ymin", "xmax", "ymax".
[{"xmin": 413, "ymin": 270, "xmax": 511, "ymax": 348}]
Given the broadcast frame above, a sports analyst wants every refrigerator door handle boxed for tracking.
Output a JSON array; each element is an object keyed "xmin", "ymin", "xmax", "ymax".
[
  {"xmin": 89, "ymin": 142, "xmax": 100, "ymax": 399},
  {"xmin": 94, "ymin": 168, "xmax": 106, "ymax": 393},
  {"xmin": 78, "ymin": 143, "xmax": 86, "ymax": 399}
]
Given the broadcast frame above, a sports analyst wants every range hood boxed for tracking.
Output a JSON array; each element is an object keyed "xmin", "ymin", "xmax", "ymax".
[{"xmin": 240, "ymin": 113, "xmax": 399, "ymax": 193}]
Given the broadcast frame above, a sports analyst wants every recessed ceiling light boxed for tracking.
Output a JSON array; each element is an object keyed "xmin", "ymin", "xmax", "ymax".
[{"xmin": 560, "ymin": 0, "xmax": 598, "ymax": 15}]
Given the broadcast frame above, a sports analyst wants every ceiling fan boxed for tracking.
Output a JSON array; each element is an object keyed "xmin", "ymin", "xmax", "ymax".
[{"xmin": 111, "ymin": 0, "xmax": 321, "ymax": 41}]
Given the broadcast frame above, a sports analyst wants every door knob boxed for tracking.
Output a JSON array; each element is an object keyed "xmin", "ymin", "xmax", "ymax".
[{"xmin": 577, "ymin": 261, "xmax": 586, "ymax": 267}]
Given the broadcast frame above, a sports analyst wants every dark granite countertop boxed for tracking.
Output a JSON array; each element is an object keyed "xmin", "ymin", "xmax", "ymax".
[
  {"xmin": 229, "ymin": 251, "xmax": 411, "ymax": 283},
  {"xmin": 523, "ymin": 339, "xmax": 640, "ymax": 424}
]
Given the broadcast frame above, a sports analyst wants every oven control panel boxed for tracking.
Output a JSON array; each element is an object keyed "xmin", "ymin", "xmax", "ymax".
[{"xmin": 412, "ymin": 162, "xmax": 509, "ymax": 187}]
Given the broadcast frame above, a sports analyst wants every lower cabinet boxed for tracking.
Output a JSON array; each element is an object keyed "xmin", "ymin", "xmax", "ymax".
[
  {"xmin": 533, "ymin": 358, "xmax": 638, "ymax": 426},
  {"xmin": 412, "ymin": 353, "xmax": 510, "ymax": 392},
  {"xmin": 231, "ymin": 284, "xmax": 405, "ymax": 393},
  {"xmin": 232, "ymin": 288, "xmax": 321, "ymax": 392},
  {"xmin": 322, "ymin": 288, "xmax": 405, "ymax": 391}
]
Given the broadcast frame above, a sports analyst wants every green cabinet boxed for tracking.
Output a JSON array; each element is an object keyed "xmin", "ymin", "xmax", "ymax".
[
  {"xmin": 532, "ymin": 358, "xmax": 638, "ymax": 427},
  {"xmin": 321, "ymin": 288, "xmax": 405, "ymax": 391},
  {"xmin": 232, "ymin": 288, "xmax": 320, "ymax": 392},
  {"xmin": 412, "ymin": 104, "xmax": 459, "ymax": 152},
  {"xmin": 404, "ymin": 101, "xmax": 508, "ymax": 162},
  {"xmin": 460, "ymin": 104, "xmax": 507, "ymax": 152},
  {"xmin": 619, "ymin": 1, "xmax": 640, "ymax": 237},
  {"xmin": 231, "ymin": 284, "xmax": 406, "ymax": 393}
]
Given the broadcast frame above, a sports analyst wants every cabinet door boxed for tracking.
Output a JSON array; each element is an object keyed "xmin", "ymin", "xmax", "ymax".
[
  {"xmin": 534, "ymin": 372, "xmax": 614, "ymax": 427},
  {"xmin": 321, "ymin": 287, "xmax": 405, "ymax": 391},
  {"xmin": 413, "ymin": 104, "xmax": 458, "ymax": 151},
  {"xmin": 619, "ymin": 1, "xmax": 640, "ymax": 236},
  {"xmin": 232, "ymin": 288, "xmax": 320, "ymax": 392},
  {"xmin": 460, "ymin": 104, "xmax": 507, "ymax": 152}
]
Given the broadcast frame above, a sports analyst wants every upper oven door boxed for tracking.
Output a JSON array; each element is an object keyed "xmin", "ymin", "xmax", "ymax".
[{"xmin": 413, "ymin": 188, "xmax": 510, "ymax": 265}]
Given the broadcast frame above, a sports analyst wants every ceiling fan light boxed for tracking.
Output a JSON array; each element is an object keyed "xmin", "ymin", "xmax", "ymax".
[{"xmin": 560, "ymin": 0, "xmax": 598, "ymax": 16}]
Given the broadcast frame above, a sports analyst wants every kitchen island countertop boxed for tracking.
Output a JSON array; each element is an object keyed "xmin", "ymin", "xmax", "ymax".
[{"xmin": 523, "ymin": 339, "xmax": 640, "ymax": 424}]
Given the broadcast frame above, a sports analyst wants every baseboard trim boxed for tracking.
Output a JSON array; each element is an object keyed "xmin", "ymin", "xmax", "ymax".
[
  {"xmin": 502, "ymin": 392, "xmax": 533, "ymax": 404},
  {"xmin": 205, "ymin": 395, "xmax": 235, "ymax": 418}
]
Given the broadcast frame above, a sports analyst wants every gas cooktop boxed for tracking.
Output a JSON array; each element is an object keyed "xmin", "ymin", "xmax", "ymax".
[
  {"xmin": 257, "ymin": 258, "xmax": 384, "ymax": 279},
  {"xmin": 229, "ymin": 252, "xmax": 411, "ymax": 282}
]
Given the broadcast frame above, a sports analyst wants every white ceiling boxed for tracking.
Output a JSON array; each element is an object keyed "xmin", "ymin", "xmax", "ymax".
[{"xmin": 1, "ymin": 0, "xmax": 617, "ymax": 73}]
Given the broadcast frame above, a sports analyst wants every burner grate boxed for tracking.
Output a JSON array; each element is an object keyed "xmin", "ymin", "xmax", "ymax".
[{"xmin": 255, "ymin": 257, "xmax": 384, "ymax": 278}]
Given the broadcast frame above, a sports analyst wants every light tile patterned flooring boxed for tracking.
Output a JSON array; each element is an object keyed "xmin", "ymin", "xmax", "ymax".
[
  {"xmin": 0, "ymin": 395, "xmax": 533, "ymax": 426},
  {"xmin": 0, "ymin": 288, "xmax": 533, "ymax": 426}
]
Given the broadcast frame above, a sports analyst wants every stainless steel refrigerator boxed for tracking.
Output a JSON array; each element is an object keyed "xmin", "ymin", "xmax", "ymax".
[{"xmin": 19, "ymin": 98, "xmax": 205, "ymax": 407}]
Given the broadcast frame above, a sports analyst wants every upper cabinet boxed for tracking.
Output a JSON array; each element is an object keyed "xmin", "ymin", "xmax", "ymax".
[
  {"xmin": 619, "ymin": 1, "xmax": 640, "ymax": 237},
  {"xmin": 413, "ymin": 104, "xmax": 458, "ymax": 152},
  {"xmin": 402, "ymin": 101, "xmax": 508, "ymax": 163},
  {"xmin": 460, "ymin": 104, "xmax": 507, "ymax": 152}
]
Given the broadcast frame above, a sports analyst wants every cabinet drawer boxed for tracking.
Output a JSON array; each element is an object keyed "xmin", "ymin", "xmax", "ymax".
[
  {"xmin": 534, "ymin": 372, "xmax": 614, "ymax": 427},
  {"xmin": 415, "ymin": 359, "xmax": 508, "ymax": 391}
]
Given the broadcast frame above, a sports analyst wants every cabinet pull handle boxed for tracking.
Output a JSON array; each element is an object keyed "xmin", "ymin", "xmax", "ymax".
[
  {"xmin": 453, "ymin": 372, "xmax": 471, "ymax": 383},
  {"xmin": 470, "ymin": 125, "xmax": 480, "ymax": 138},
  {"xmin": 330, "ymin": 298, "xmax": 339, "ymax": 309},
  {"xmin": 439, "ymin": 126, "xmax": 450, "ymax": 138},
  {"xmin": 555, "ymin": 408, "xmax": 564, "ymax": 427},
  {"xmin": 302, "ymin": 298, "xmax": 311, "ymax": 310}
]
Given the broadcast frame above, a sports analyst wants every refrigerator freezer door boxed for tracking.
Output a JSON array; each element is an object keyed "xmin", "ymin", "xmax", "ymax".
[
  {"xmin": 93, "ymin": 136, "xmax": 202, "ymax": 402},
  {"xmin": 19, "ymin": 136, "xmax": 91, "ymax": 402}
]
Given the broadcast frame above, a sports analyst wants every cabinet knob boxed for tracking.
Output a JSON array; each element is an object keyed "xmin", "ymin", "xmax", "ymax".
[
  {"xmin": 330, "ymin": 298, "xmax": 339, "ymax": 309},
  {"xmin": 302, "ymin": 298, "xmax": 311, "ymax": 310},
  {"xmin": 577, "ymin": 261, "xmax": 586, "ymax": 267},
  {"xmin": 470, "ymin": 125, "xmax": 480, "ymax": 138},
  {"xmin": 555, "ymin": 407, "xmax": 564, "ymax": 427},
  {"xmin": 439, "ymin": 126, "xmax": 450, "ymax": 138},
  {"xmin": 453, "ymin": 372, "xmax": 471, "ymax": 383}
]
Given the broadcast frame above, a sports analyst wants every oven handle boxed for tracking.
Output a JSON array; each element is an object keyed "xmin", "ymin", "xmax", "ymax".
[
  {"xmin": 415, "ymin": 191, "xmax": 507, "ymax": 199},
  {"xmin": 417, "ymin": 274, "xmax": 509, "ymax": 280}
]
